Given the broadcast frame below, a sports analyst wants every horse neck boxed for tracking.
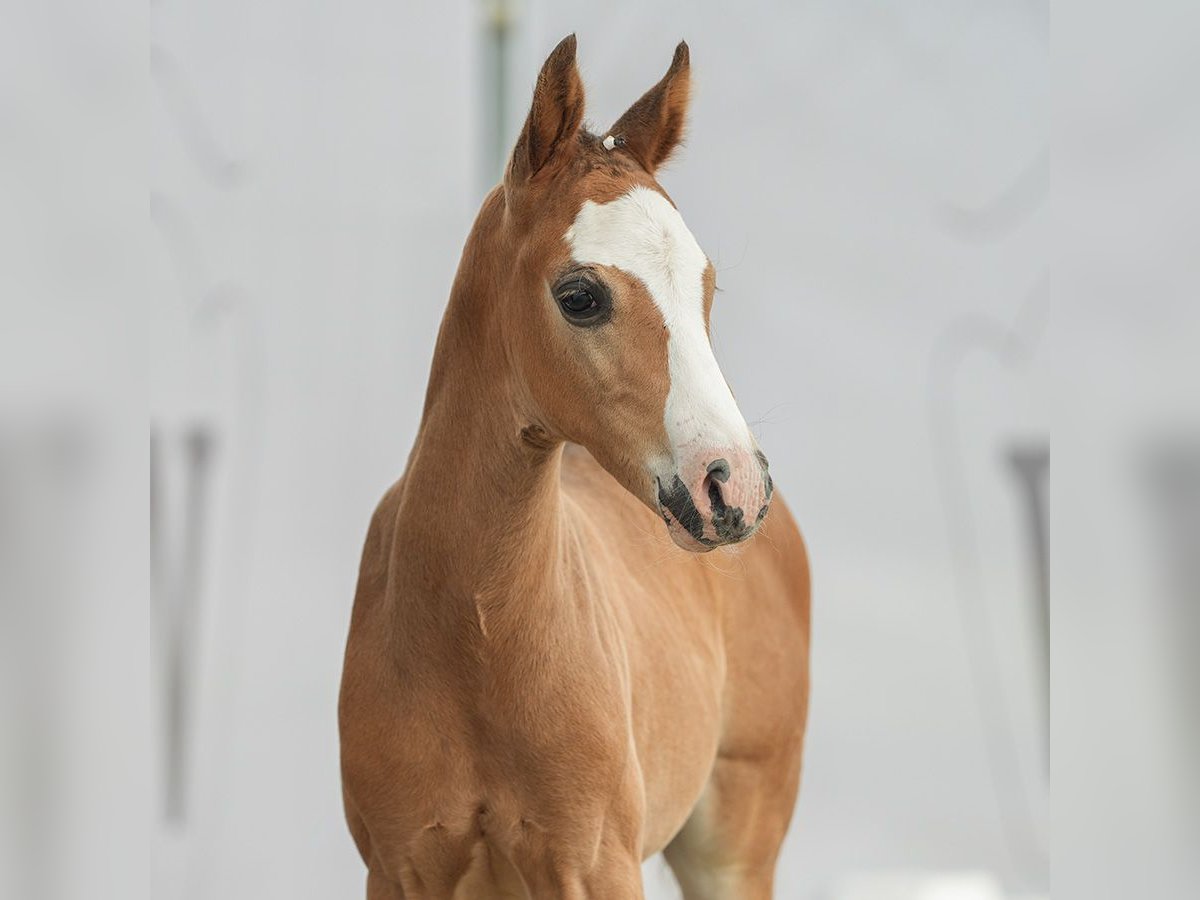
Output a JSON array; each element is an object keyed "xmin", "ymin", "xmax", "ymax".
[{"xmin": 395, "ymin": 204, "xmax": 568, "ymax": 603}]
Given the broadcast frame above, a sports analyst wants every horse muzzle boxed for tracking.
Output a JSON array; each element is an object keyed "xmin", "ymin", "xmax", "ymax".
[{"xmin": 655, "ymin": 447, "xmax": 773, "ymax": 551}]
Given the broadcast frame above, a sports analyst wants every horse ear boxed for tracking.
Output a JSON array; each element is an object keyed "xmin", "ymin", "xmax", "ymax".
[
  {"xmin": 508, "ymin": 34, "xmax": 585, "ymax": 184},
  {"xmin": 607, "ymin": 41, "xmax": 691, "ymax": 174}
]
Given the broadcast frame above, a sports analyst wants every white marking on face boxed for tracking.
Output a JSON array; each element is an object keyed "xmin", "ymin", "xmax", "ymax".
[{"xmin": 564, "ymin": 186, "xmax": 752, "ymax": 465}]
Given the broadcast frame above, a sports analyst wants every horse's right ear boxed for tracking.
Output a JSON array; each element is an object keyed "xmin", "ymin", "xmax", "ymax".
[{"xmin": 507, "ymin": 34, "xmax": 585, "ymax": 187}]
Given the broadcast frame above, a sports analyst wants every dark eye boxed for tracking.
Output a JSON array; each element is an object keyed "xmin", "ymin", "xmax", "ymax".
[
  {"xmin": 554, "ymin": 274, "xmax": 611, "ymax": 326},
  {"xmin": 561, "ymin": 289, "xmax": 596, "ymax": 314}
]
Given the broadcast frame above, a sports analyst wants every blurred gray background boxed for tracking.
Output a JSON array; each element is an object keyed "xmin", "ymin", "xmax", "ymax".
[{"xmin": 149, "ymin": 2, "xmax": 1050, "ymax": 898}]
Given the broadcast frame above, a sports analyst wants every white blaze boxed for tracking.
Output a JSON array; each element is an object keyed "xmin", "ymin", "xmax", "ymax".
[{"xmin": 564, "ymin": 186, "xmax": 752, "ymax": 462}]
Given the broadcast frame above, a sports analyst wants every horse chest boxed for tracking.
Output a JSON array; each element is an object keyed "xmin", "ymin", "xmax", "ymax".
[{"xmin": 353, "ymin": 662, "xmax": 643, "ymax": 893}]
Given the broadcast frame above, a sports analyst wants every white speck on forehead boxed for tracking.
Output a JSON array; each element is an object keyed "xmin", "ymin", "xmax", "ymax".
[
  {"xmin": 602, "ymin": 134, "xmax": 617, "ymax": 151},
  {"xmin": 564, "ymin": 186, "xmax": 752, "ymax": 458}
]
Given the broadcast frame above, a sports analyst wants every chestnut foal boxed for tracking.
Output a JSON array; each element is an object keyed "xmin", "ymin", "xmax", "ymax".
[{"xmin": 339, "ymin": 36, "xmax": 810, "ymax": 899}]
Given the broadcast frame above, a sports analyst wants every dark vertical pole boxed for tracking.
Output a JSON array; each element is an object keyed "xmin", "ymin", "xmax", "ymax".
[
  {"xmin": 154, "ymin": 426, "xmax": 214, "ymax": 824},
  {"xmin": 482, "ymin": 0, "xmax": 515, "ymax": 189},
  {"xmin": 1006, "ymin": 442, "xmax": 1049, "ymax": 770},
  {"xmin": 1143, "ymin": 441, "xmax": 1200, "ymax": 757}
]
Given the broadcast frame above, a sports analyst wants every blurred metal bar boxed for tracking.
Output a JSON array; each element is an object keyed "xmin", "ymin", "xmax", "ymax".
[
  {"xmin": 927, "ymin": 277, "xmax": 1050, "ymax": 881},
  {"xmin": 150, "ymin": 44, "xmax": 248, "ymax": 189},
  {"xmin": 152, "ymin": 425, "xmax": 215, "ymax": 824},
  {"xmin": 1142, "ymin": 438, "xmax": 1200, "ymax": 757},
  {"xmin": 937, "ymin": 149, "xmax": 1049, "ymax": 241},
  {"xmin": 1006, "ymin": 441, "xmax": 1049, "ymax": 769},
  {"xmin": 482, "ymin": 0, "xmax": 516, "ymax": 187}
]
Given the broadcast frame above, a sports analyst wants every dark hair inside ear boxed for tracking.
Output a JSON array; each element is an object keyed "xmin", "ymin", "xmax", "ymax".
[
  {"xmin": 509, "ymin": 34, "xmax": 586, "ymax": 183},
  {"xmin": 606, "ymin": 41, "xmax": 691, "ymax": 174}
]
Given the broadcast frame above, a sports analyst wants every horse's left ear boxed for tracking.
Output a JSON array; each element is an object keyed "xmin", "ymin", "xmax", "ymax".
[{"xmin": 607, "ymin": 41, "xmax": 691, "ymax": 174}]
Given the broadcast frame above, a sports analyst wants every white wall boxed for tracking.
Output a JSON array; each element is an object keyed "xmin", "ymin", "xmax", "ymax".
[
  {"xmin": 150, "ymin": 3, "xmax": 1048, "ymax": 898},
  {"xmin": 151, "ymin": 3, "xmax": 480, "ymax": 897}
]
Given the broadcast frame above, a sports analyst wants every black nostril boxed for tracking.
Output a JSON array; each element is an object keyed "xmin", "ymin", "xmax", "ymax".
[
  {"xmin": 706, "ymin": 473, "xmax": 747, "ymax": 541},
  {"xmin": 706, "ymin": 458, "xmax": 731, "ymax": 484},
  {"xmin": 707, "ymin": 476, "xmax": 726, "ymax": 515}
]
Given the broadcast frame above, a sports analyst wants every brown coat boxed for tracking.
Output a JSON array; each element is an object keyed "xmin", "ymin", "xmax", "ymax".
[{"xmin": 339, "ymin": 36, "xmax": 810, "ymax": 899}]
